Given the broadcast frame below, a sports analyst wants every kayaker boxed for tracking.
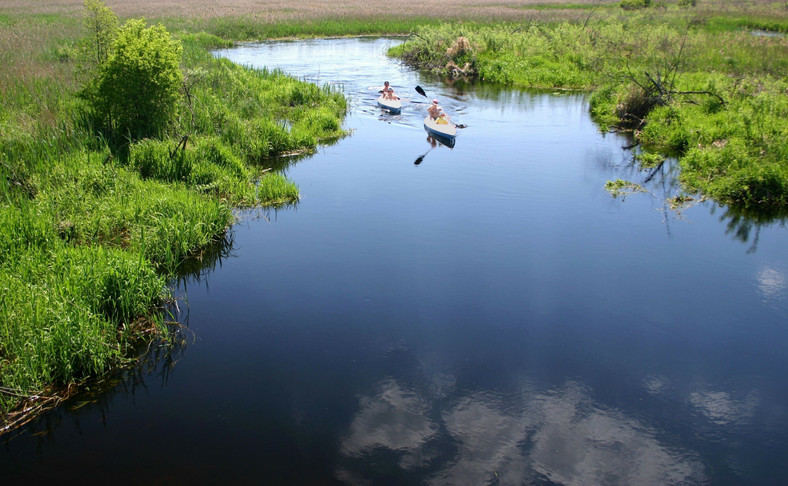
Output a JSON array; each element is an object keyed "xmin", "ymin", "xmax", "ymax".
[
  {"xmin": 380, "ymin": 81, "xmax": 390, "ymax": 93},
  {"xmin": 427, "ymin": 99, "xmax": 441, "ymax": 119},
  {"xmin": 428, "ymin": 99, "xmax": 448, "ymax": 122},
  {"xmin": 385, "ymin": 87, "xmax": 399, "ymax": 100}
]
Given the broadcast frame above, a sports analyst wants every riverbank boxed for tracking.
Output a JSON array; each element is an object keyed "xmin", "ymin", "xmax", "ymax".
[
  {"xmin": 389, "ymin": 11, "xmax": 788, "ymax": 207},
  {"xmin": 2, "ymin": 0, "xmax": 786, "ymax": 432},
  {"xmin": 0, "ymin": 5, "xmax": 347, "ymax": 428}
]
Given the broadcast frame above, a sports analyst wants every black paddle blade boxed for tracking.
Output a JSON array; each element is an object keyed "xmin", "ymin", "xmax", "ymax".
[
  {"xmin": 415, "ymin": 86, "xmax": 427, "ymax": 97},
  {"xmin": 414, "ymin": 155, "xmax": 425, "ymax": 165}
]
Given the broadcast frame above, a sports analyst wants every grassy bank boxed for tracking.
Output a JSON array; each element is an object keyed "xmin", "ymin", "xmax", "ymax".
[
  {"xmin": 391, "ymin": 9, "xmax": 788, "ymax": 207},
  {"xmin": 0, "ymin": 6, "xmax": 347, "ymax": 427},
  {"xmin": 3, "ymin": 0, "xmax": 787, "ymax": 430}
]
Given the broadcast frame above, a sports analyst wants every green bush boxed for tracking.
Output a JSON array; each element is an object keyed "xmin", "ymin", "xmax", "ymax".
[
  {"xmin": 93, "ymin": 19, "xmax": 183, "ymax": 139},
  {"xmin": 620, "ymin": 0, "xmax": 652, "ymax": 10}
]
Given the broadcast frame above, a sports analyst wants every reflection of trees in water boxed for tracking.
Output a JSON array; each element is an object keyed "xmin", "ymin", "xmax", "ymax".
[
  {"xmin": 606, "ymin": 150, "xmax": 788, "ymax": 252},
  {"xmin": 712, "ymin": 203, "xmax": 788, "ymax": 254},
  {"xmin": 337, "ymin": 378, "xmax": 707, "ymax": 485}
]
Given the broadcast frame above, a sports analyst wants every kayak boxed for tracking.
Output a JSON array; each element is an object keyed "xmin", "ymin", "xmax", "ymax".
[
  {"xmin": 423, "ymin": 116, "xmax": 457, "ymax": 145},
  {"xmin": 377, "ymin": 95, "xmax": 402, "ymax": 114}
]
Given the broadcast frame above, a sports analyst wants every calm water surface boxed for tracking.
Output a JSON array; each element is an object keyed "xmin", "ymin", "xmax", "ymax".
[{"xmin": 3, "ymin": 38, "xmax": 788, "ymax": 485}]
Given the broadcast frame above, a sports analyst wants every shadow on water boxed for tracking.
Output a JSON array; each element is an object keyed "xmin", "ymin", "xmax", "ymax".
[
  {"xmin": 0, "ymin": 319, "xmax": 191, "ymax": 447},
  {"xmin": 414, "ymin": 135, "xmax": 454, "ymax": 165},
  {"xmin": 603, "ymin": 150, "xmax": 788, "ymax": 252},
  {"xmin": 172, "ymin": 230, "xmax": 236, "ymax": 289},
  {"xmin": 715, "ymin": 203, "xmax": 788, "ymax": 253}
]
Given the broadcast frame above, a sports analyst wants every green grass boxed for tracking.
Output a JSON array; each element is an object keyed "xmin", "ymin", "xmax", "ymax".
[
  {"xmin": 703, "ymin": 15, "xmax": 788, "ymax": 34},
  {"xmin": 169, "ymin": 17, "xmax": 443, "ymax": 41},
  {"xmin": 3, "ymin": 0, "xmax": 787, "ymax": 427},
  {"xmin": 519, "ymin": 3, "xmax": 619, "ymax": 10},
  {"xmin": 392, "ymin": 15, "xmax": 788, "ymax": 207},
  {"xmin": 0, "ymin": 7, "xmax": 349, "ymax": 423}
]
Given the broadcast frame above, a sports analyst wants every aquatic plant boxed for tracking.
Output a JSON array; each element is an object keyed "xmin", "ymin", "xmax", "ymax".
[{"xmin": 605, "ymin": 178, "xmax": 647, "ymax": 198}]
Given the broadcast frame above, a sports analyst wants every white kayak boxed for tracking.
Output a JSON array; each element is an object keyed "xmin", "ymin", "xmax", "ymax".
[
  {"xmin": 377, "ymin": 96, "xmax": 402, "ymax": 114},
  {"xmin": 423, "ymin": 116, "xmax": 457, "ymax": 143}
]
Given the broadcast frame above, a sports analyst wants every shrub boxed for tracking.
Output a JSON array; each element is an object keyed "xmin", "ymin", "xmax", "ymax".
[
  {"xmin": 93, "ymin": 19, "xmax": 183, "ymax": 139},
  {"xmin": 620, "ymin": 0, "xmax": 652, "ymax": 10},
  {"xmin": 78, "ymin": 0, "xmax": 117, "ymax": 69}
]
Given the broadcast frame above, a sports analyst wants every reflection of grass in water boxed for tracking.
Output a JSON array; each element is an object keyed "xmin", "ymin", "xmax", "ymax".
[{"xmin": 2, "ymin": 313, "xmax": 194, "ymax": 441}]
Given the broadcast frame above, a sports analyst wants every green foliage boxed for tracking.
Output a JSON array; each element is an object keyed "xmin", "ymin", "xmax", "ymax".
[
  {"xmin": 257, "ymin": 172, "xmax": 300, "ymax": 206},
  {"xmin": 681, "ymin": 140, "xmax": 788, "ymax": 207},
  {"xmin": 636, "ymin": 75, "xmax": 788, "ymax": 206},
  {"xmin": 1, "ymin": 5, "xmax": 354, "ymax": 417},
  {"xmin": 635, "ymin": 151, "xmax": 666, "ymax": 168},
  {"xmin": 79, "ymin": 0, "xmax": 118, "ymax": 68},
  {"xmin": 190, "ymin": 17, "xmax": 441, "ymax": 42},
  {"xmin": 703, "ymin": 16, "xmax": 788, "ymax": 35},
  {"xmin": 620, "ymin": 0, "xmax": 652, "ymax": 10},
  {"xmin": 605, "ymin": 179, "xmax": 646, "ymax": 198},
  {"xmin": 393, "ymin": 19, "xmax": 788, "ymax": 207},
  {"xmin": 92, "ymin": 19, "xmax": 183, "ymax": 139},
  {"xmin": 0, "ymin": 243, "xmax": 165, "ymax": 401},
  {"xmin": 131, "ymin": 138, "xmax": 193, "ymax": 182}
]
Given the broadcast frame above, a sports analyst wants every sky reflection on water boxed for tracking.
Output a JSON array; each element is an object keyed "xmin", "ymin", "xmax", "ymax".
[{"xmin": 3, "ymin": 37, "xmax": 787, "ymax": 486}]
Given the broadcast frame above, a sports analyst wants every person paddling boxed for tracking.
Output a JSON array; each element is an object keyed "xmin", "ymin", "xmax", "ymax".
[{"xmin": 428, "ymin": 98, "xmax": 449, "ymax": 123}]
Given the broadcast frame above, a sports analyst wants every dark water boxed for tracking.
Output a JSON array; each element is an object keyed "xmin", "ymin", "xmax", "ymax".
[{"xmin": 3, "ymin": 38, "xmax": 788, "ymax": 485}]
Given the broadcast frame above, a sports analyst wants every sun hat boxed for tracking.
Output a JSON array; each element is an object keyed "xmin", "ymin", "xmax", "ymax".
[{"xmin": 432, "ymin": 99, "xmax": 439, "ymax": 104}]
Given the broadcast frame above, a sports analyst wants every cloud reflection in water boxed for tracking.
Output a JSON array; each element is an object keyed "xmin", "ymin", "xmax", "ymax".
[
  {"xmin": 341, "ymin": 379, "xmax": 438, "ymax": 459},
  {"xmin": 338, "ymin": 379, "xmax": 707, "ymax": 485}
]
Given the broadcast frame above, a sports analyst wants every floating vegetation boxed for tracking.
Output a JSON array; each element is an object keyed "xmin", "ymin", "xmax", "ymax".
[{"xmin": 605, "ymin": 178, "xmax": 647, "ymax": 199}]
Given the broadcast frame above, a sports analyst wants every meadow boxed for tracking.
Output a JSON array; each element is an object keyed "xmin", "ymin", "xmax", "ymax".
[{"xmin": 2, "ymin": 0, "xmax": 786, "ymax": 431}]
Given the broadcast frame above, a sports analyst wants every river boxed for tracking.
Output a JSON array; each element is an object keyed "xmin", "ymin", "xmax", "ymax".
[{"xmin": 3, "ymin": 37, "xmax": 787, "ymax": 485}]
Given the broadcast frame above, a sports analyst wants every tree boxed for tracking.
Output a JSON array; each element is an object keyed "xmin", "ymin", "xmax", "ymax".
[
  {"xmin": 80, "ymin": 0, "xmax": 117, "ymax": 69},
  {"xmin": 93, "ymin": 19, "xmax": 183, "ymax": 139}
]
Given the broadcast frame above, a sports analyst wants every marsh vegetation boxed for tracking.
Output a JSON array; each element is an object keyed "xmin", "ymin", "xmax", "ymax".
[
  {"xmin": 2, "ymin": 0, "xmax": 786, "ymax": 433},
  {"xmin": 1, "ymin": 0, "xmax": 346, "ymax": 427},
  {"xmin": 391, "ymin": 8, "xmax": 788, "ymax": 208}
]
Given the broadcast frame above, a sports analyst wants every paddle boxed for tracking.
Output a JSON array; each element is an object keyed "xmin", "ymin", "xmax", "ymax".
[
  {"xmin": 414, "ymin": 86, "xmax": 466, "ymax": 129},
  {"xmin": 414, "ymin": 145, "xmax": 435, "ymax": 165}
]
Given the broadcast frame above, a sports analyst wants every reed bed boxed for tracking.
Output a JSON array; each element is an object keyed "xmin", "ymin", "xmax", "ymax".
[
  {"xmin": 3, "ymin": 0, "xmax": 787, "ymax": 430},
  {"xmin": 0, "ymin": 3, "xmax": 348, "ymax": 428},
  {"xmin": 393, "ymin": 13, "xmax": 788, "ymax": 207},
  {"xmin": 3, "ymin": 0, "xmax": 605, "ymax": 21}
]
